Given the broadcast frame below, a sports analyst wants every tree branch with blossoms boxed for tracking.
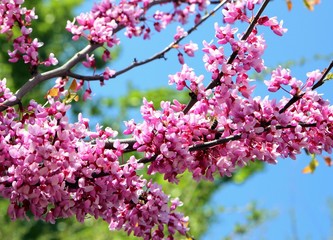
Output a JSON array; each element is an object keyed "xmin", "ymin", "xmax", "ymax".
[
  {"xmin": 279, "ymin": 60, "xmax": 333, "ymax": 113},
  {"xmin": 183, "ymin": 0, "xmax": 271, "ymax": 114},
  {"xmin": 0, "ymin": 0, "xmax": 333, "ymax": 239},
  {"xmin": 111, "ymin": 0, "xmax": 228, "ymax": 78},
  {"xmin": 0, "ymin": 43, "xmax": 102, "ymax": 111}
]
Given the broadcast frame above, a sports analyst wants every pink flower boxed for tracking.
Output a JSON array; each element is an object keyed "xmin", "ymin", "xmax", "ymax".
[
  {"xmin": 215, "ymin": 23, "xmax": 237, "ymax": 45},
  {"xmin": 21, "ymin": 26, "xmax": 32, "ymax": 35},
  {"xmin": 305, "ymin": 70, "xmax": 322, "ymax": 88},
  {"xmin": 183, "ymin": 41, "xmax": 198, "ymax": 57},
  {"xmin": 174, "ymin": 26, "xmax": 188, "ymax": 41},
  {"xmin": 102, "ymin": 49, "xmax": 111, "ymax": 62},
  {"xmin": 271, "ymin": 20, "xmax": 288, "ymax": 36},
  {"xmin": 82, "ymin": 54, "xmax": 95, "ymax": 68},
  {"xmin": 258, "ymin": 16, "xmax": 288, "ymax": 36},
  {"xmin": 83, "ymin": 87, "xmax": 92, "ymax": 101},
  {"xmin": 222, "ymin": 2, "xmax": 249, "ymax": 24},
  {"xmin": 43, "ymin": 53, "xmax": 58, "ymax": 66},
  {"xmin": 103, "ymin": 67, "xmax": 115, "ymax": 80},
  {"xmin": 246, "ymin": 0, "xmax": 263, "ymax": 10},
  {"xmin": 264, "ymin": 66, "xmax": 292, "ymax": 92}
]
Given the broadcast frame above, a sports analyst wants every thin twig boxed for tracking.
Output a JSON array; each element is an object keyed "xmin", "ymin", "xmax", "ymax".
[{"xmin": 188, "ymin": 134, "xmax": 242, "ymax": 151}]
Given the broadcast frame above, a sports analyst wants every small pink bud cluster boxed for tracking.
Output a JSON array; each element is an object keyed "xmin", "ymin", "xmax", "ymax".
[
  {"xmin": 66, "ymin": 1, "xmax": 119, "ymax": 46},
  {"xmin": 0, "ymin": 78, "xmax": 17, "ymax": 104}
]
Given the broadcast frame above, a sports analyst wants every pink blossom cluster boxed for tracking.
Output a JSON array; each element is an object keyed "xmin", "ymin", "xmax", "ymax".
[
  {"xmin": 1, "ymin": 0, "xmax": 58, "ymax": 67},
  {"xmin": 168, "ymin": 64, "xmax": 206, "ymax": 99},
  {"xmin": 0, "ymin": 0, "xmax": 30, "ymax": 34},
  {"xmin": 152, "ymin": 0, "xmax": 208, "ymax": 33},
  {"xmin": 66, "ymin": 0, "xmax": 119, "ymax": 46},
  {"xmin": 222, "ymin": 0, "xmax": 256, "ymax": 24},
  {"xmin": 125, "ymin": 99, "xmax": 193, "ymax": 182},
  {"xmin": 124, "ymin": 94, "xmax": 242, "ymax": 181},
  {"xmin": 173, "ymin": 27, "xmax": 199, "ymax": 64},
  {"xmin": 0, "ymin": 79, "xmax": 188, "ymax": 239},
  {"xmin": 265, "ymin": 67, "xmax": 322, "ymax": 95},
  {"xmin": 0, "ymin": 78, "xmax": 17, "ymax": 104},
  {"xmin": 205, "ymin": 24, "xmax": 267, "ymax": 78}
]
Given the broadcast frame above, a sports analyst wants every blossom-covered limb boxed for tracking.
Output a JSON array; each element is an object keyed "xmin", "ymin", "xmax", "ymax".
[
  {"xmin": 111, "ymin": 0, "xmax": 228, "ymax": 79},
  {"xmin": 279, "ymin": 60, "xmax": 333, "ymax": 113},
  {"xmin": 0, "ymin": 43, "xmax": 101, "ymax": 112}
]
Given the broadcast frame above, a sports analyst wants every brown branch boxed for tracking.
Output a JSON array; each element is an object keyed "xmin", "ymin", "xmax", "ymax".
[
  {"xmin": 138, "ymin": 155, "xmax": 157, "ymax": 164},
  {"xmin": 67, "ymin": 71, "xmax": 104, "ymax": 82},
  {"xmin": 104, "ymin": 138, "xmax": 137, "ymax": 153},
  {"xmin": 188, "ymin": 134, "xmax": 242, "ymax": 151},
  {"xmin": 111, "ymin": 0, "xmax": 229, "ymax": 79},
  {"xmin": 190, "ymin": 122, "xmax": 317, "ymax": 152},
  {"xmin": 0, "ymin": 43, "xmax": 102, "ymax": 112},
  {"xmin": 278, "ymin": 93, "xmax": 304, "ymax": 114},
  {"xmin": 183, "ymin": 0, "xmax": 271, "ymax": 114}
]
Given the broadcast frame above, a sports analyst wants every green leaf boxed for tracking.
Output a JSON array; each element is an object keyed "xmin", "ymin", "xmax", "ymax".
[{"xmin": 303, "ymin": 0, "xmax": 312, "ymax": 10}]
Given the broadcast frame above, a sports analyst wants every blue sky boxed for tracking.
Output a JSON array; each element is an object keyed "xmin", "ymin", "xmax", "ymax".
[{"xmin": 78, "ymin": 0, "xmax": 333, "ymax": 239}]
